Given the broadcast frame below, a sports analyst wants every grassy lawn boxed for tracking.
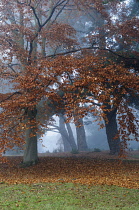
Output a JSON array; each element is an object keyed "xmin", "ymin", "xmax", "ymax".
[{"xmin": 0, "ymin": 183, "xmax": 139, "ymax": 210}]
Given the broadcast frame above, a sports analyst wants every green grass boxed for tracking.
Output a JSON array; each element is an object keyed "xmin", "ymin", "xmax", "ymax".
[{"xmin": 0, "ymin": 183, "xmax": 139, "ymax": 210}]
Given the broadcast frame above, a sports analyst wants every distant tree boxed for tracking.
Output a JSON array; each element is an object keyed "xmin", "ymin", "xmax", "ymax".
[
  {"xmin": 59, "ymin": 114, "xmax": 77, "ymax": 151},
  {"xmin": 75, "ymin": 118, "xmax": 88, "ymax": 151}
]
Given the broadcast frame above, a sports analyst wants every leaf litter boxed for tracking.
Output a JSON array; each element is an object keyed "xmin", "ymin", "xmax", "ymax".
[{"xmin": 0, "ymin": 152, "xmax": 139, "ymax": 189}]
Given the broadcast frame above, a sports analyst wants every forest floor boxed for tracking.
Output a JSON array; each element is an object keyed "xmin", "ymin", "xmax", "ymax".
[{"xmin": 0, "ymin": 151, "xmax": 139, "ymax": 189}]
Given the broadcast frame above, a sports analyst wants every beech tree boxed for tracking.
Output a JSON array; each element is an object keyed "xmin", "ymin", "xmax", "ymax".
[
  {"xmin": 0, "ymin": 0, "xmax": 101, "ymax": 165},
  {"xmin": 57, "ymin": 53, "xmax": 139, "ymax": 155},
  {"xmin": 79, "ymin": 0, "xmax": 139, "ymax": 154},
  {"xmin": 97, "ymin": 0, "xmax": 139, "ymax": 153},
  {"xmin": 75, "ymin": 0, "xmax": 139, "ymax": 154},
  {"xmin": 0, "ymin": 0, "xmax": 139, "ymax": 166},
  {"xmin": 0, "ymin": 0, "xmax": 79, "ymax": 165}
]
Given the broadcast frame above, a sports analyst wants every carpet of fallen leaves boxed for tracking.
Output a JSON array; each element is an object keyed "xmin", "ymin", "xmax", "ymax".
[{"xmin": 0, "ymin": 151, "xmax": 139, "ymax": 189}]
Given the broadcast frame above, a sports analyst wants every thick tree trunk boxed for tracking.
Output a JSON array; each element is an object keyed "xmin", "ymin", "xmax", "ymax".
[
  {"xmin": 104, "ymin": 109, "xmax": 120, "ymax": 155},
  {"xmin": 75, "ymin": 118, "xmax": 88, "ymax": 151},
  {"xmin": 23, "ymin": 108, "xmax": 38, "ymax": 166},
  {"xmin": 59, "ymin": 114, "xmax": 77, "ymax": 151}
]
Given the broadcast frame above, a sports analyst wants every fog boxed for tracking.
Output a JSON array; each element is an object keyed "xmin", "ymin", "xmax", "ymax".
[
  {"xmin": 38, "ymin": 132, "xmax": 61, "ymax": 153},
  {"xmin": 2, "ymin": 111, "xmax": 139, "ymax": 156},
  {"xmin": 37, "ymin": 115, "xmax": 139, "ymax": 154}
]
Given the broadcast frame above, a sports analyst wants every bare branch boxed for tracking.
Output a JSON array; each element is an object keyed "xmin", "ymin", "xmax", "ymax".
[
  {"xmin": 0, "ymin": 92, "xmax": 22, "ymax": 103},
  {"xmin": 30, "ymin": 6, "xmax": 41, "ymax": 28},
  {"xmin": 46, "ymin": 44, "xmax": 139, "ymax": 61},
  {"xmin": 8, "ymin": 64, "xmax": 20, "ymax": 74},
  {"xmin": 41, "ymin": 0, "xmax": 69, "ymax": 28},
  {"xmin": 52, "ymin": 0, "xmax": 70, "ymax": 23}
]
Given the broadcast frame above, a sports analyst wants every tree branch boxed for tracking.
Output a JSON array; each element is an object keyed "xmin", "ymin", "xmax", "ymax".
[
  {"xmin": 52, "ymin": 0, "xmax": 70, "ymax": 23},
  {"xmin": 8, "ymin": 64, "xmax": 20, "ymax": 74},
  {"xmin": 0, "ymin": 92, "xmax": 22, "ymax": 103},
  {"xmin": 30, "ymin": 5, "xmax": 41, "ymax": 28},
  {"xmin": 41, "ymin": 0, "xmax": 68, "ymax": 28},
  {"xmin": 46, "ymin": 44, "xmax": 139, "ymax": 61}
]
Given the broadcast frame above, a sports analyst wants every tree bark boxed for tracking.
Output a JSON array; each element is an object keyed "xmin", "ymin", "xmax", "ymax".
[
  {"xmin": 59, "ymin": 114, "xmax": 77, "ymax": 151},
  {"xmin": 59, "ymin": 115, "xmax": 71, "ymax": 152},
  {"xmin": 63, "ymin": 136, "xmax": 71, "ymax": 152},
  {"xmin": 65, "ymin": 121, "xmax": 77, "ymax": 151},
  {"xmin": 23, "ymin": 108, "xmax": 38, "ymax": 166},
  {"xmin": 104, "ymin": 109, "xmax": 120, "ymax": 155},
  {"xmin": 75, "ymin": 118, "xmax": 88, "ymax": 151}
]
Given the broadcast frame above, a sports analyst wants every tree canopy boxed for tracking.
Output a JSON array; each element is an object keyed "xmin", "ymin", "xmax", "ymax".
[{"xmin": 0, "ymin": 0, "xmax": 139, "ymax": 163}]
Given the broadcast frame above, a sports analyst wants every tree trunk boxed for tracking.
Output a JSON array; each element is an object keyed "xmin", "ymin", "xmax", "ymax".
[
  {"xmin": 59, "ymin": 116, "xmax": 71, "ymax": 152},
  {"xmin": 59, "ymin": 114, "xmax": 77, "ymax": 151},
  {"xmin": 65, "ymin": 122, "xmax": 77, "ymax": 151},
  {"xmin": 75, "ymin": 118, "xmax": 88, "ymax": 151},
  {"xmin": 104, "ymin": 109, "xmax": 120, "ymax": 155},
  {"xmin": 63, "ymin": 137, "xmax": 71, "ymax": 152},
  {"xmin": 23, "ymin": 107, "xmax": 38, "ymax": 166}
]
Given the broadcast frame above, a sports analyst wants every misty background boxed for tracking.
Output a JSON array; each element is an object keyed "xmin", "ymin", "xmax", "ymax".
[{"xmin": 4, "ymin": 113, "xmax": 139, "ymax": 156}]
